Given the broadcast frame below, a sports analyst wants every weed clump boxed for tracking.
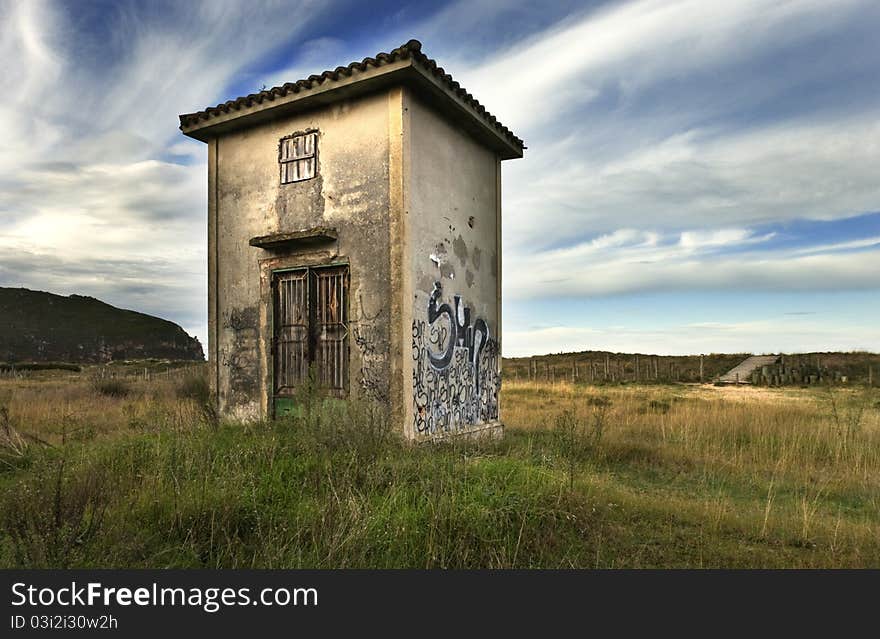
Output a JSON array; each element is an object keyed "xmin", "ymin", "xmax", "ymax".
[
  {"xmin": 647, "ymin": 399, "xmax": 671, "ymax": 414},
  {"xmin": 92, "ymin": 379, "xmax": 130, "ymax": 398},
  {"xmin": 175, "ymin": 372, "xmax": 210, "ymax": 403},
  {"xmin": 0, "ymin": 403, "xmax": 30, "ymax": 469},
  {"xmin": 1, "ymin": 451, "xmax": 109, "ymax": 568},
  {"xmin": 553, "ymin": 397, "xmax": 610, "ymax": 490}
]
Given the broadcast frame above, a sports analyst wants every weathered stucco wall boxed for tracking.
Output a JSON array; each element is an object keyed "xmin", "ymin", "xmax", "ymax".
[
  {"xmin": 404, "ymin": 90, "xmax": 502, "ymax": 439},
  {"xmin": 208, "ymin": 91, "xmax": 395, "ymax": 420}
]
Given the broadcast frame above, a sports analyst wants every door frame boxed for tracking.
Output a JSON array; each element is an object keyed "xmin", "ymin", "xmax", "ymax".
[{"xmin": 268, "ymin": 260, "xmax": 350, "ymax": 418}]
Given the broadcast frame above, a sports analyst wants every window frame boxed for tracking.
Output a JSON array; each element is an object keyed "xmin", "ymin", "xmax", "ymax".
[{"xmin": 278, "ymin": 129, "xmax": 319, "ymax": 184}]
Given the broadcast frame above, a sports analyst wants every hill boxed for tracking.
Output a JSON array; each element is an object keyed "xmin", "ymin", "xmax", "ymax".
[{"xmin": 0, "ymin": 287, "xmax": 203, "ymax": 363}]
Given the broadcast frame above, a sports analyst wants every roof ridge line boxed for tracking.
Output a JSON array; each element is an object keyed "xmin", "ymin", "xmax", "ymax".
[{"xmin": 179, "ymin": 39, "xmax": 524, "ymax": 150}]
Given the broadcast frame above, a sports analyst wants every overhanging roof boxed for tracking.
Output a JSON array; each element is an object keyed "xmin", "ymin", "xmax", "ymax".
[{"xmin": 179, "ymin": 40, "xmax": 524, "ymax": 160}]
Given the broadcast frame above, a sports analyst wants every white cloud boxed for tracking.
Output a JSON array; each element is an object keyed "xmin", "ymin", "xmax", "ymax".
[
  {"xmin": 505, "ymin": 241, "xmax": 880, "ymax": 300},
  {"xmin": 457, "ymin": 0, "xmax": 869, "ymax": 132},
  {"xmin": 788, "ymin": 236, "xmax": 880, "ymax": 256},
  {"xmin": 423, "ymin": 0, "xmax": 880, "ymax": 256},
  {"xmin": 2, "ymin": 0, "xmax": 879, "ymax": 359},
  {"xmin": 501, "ymin": 117, "xmax": 880, "ymax": 253},
  {"xmin": 504, "ymin": 317, "xmax": 880, "ymax": 357},
  {"xmin": 679, "ymin": 229, "xmax": 751, "ymax": 249},
  {"xmin": 0, "ymin": 0, "xmax": 336, "ymax": 348}
]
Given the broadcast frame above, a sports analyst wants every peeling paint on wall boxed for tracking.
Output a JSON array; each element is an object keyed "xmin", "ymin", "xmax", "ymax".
[
  {"xmin": 429, "ymin": 243, "xmax": 447, "ymax": 268},
  {"xmin": 429, "ymin": 243, "xmax": 456, "ymax": 280},
  {"xmin": 440, "ymin": 264, "xmax": 455, "ymax": 280},
  {"xmin": 452, "ymin": 234, "xmax": 469, "ymax": 266},
  {"xmin": 411, "ymin": 282, "xmax": 500, "ymax": 435}
]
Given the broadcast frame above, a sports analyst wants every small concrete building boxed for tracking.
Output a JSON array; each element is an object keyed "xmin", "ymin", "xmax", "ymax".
[{"xmin": 179, "ymin": 40, "xmax": 523, "ymax": 438}]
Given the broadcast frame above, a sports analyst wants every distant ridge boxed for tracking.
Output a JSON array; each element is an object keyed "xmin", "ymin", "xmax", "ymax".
[
  {"xmin": 503, "ymin": 350, "xmax": 880, "ymax": 385},
  {"xmin": 0, "ymin": 287, "xmax": 204, "ymax": 363}
]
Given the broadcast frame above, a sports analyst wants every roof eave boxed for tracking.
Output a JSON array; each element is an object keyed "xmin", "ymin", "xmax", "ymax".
[
  {"xmin": 403, "ymin": 63, "xmax": 523, "ymax": 160},
  {"xmin": 180, "ymin": 57, "xmax": 413, "ymax": 142},
  {"xmin": 179, "ymin": 58, "xmax": 523, "ymax": 160}
]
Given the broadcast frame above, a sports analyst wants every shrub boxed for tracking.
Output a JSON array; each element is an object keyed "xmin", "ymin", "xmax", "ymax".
[
  {"xmin": 0, "ymin": 362, "xmax": 81, "ymax": 372},
  {"xmin": 1, "ymin": 449, "xmax": 109, "ymax": 568},
  {"xmin": 647, "ymin": 399, "xmax": 671, "ymax": 414},
  {"xmin": 175, "ymin": 373, "xmax": 210, "ymax": 403},
  {"xmin": 553, "ymin": 399, "xmax": 610, "ymax": 490},
  {"xmin": 92, "ymin": 379, "xmax": 130, "ymax": 398},
  {"xmin": 0, "ymin": 404, "xmax": 30, "ymax": 468}
]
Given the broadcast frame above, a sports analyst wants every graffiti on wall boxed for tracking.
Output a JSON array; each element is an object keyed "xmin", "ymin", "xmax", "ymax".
[
  {"xmin": 353, "ymin": 295, "xmax": 388, "ymax": 403},
  {"xmin": 412, "ymin": 281, "xmax": 500, "ymax": 435}
]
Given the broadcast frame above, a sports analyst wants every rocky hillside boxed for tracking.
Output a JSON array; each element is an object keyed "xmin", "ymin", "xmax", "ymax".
[{"xmin": 0, "ymin": 287, "xmax": 204, "ymax": 363}]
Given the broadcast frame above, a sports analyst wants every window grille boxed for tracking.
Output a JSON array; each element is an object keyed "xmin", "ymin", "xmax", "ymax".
[
  {"xmin": 273, "ymin": 265, "xmax": 348, "ymax": 400},
  {"xmin": 279, "ymin": 131, "xmax": 317, "ymax": 183},
  {"xmin": 273, "ymin": 270, "xmax": 309, "ymax": 394},
  {"xmin": 314, "ymin": 267, "xmax": 348, "ymax": 393}
]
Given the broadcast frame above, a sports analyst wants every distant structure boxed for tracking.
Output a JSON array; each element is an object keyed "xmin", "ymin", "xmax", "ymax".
[
  {"xmin": 179, "ymin": 40, "xmax": 524, "ymax": 438},
  {"xmin": 716, "ymin": 355, "xmax": 780, "ymax": 384},
  {"xmin": 717, "ymin": 355, "xmax": 847, "ymax": 385}
]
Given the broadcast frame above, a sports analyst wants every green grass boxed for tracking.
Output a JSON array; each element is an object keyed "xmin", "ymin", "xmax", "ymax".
[
  {"xmin": 0, "ymin": 375, "xmax": 878, "ymax": 568},
  {"xmin": 0, "ymin": 412, "xmax": 588, "ymax": 568}
]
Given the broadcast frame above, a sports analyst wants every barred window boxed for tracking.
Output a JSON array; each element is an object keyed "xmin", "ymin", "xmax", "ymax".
[{"xmin": 279, "ymin": 131, "xmax": 317, "ymax": 183}]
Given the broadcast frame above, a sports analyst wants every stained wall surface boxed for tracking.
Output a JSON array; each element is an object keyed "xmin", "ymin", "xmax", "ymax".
[
  {"xmin": 207, "ymin": 84, "xmax": 504, "ymax": 436},
  {"xmin": 208, "ymin": 90, "xmax": 395, "ymax": 420},
  {"xmin": 403, "ymin": 90, "xmax": 502, "ymax": 438}
]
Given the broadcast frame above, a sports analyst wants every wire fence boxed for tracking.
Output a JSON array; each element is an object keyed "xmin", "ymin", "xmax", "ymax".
[{"xmin": 0, "ymin": 362, "xmax": 207, "ymax": 382}]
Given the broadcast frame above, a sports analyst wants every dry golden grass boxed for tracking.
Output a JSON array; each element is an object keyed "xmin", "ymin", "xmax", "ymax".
[
  {"xmin": 503, "ymin": 379, "xmax": 880, "ymax": 563},
  {"xmin": 0, "ymin": 370, "xmax": 878, "ymax": 567},
  {"xmin": 0, "ymin": 367, "xmax": 209, "ymax": 447}
]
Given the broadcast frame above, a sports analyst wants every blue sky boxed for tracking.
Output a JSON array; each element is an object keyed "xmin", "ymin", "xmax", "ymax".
[{"xmin": 1, "ymin": 0, "xmax": 879, "ymax": 356}]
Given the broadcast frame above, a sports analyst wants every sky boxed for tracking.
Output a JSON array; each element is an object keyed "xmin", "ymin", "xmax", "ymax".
[{"xmin": 1, "ymin": 0, "xmax": 879, "ymax": 357}]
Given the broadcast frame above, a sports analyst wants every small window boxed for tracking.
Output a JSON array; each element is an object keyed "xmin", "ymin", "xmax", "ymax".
[{"xmin": 279, "ymin": 131, "xmax": 317, "ymax": 183}]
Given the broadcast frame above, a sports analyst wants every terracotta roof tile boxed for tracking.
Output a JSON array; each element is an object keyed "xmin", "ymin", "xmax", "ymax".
[{"xmin": 179, "ymin": 39, "xmax": 523, "ymax": 151}]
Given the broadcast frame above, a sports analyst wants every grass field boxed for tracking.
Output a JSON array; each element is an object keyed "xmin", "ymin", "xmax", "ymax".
[{"xmin": 1, "ymin": 368, "xmax": 878, "ymax": 568}]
